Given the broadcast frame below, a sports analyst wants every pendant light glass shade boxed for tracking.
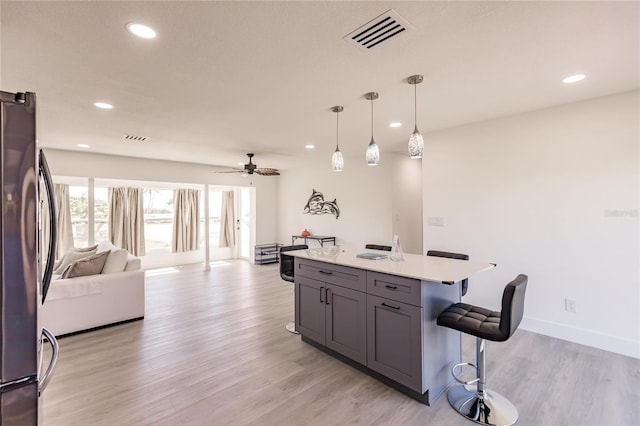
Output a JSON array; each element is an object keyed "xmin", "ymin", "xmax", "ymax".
[
  {"xmin": 366, "ymin": 138, "xmax": 379, "ymax": 165},
  {"xmin": 408, "ymin": 126, "xmax": 424, "ymax": 159},
  {"xmin": 331, "ymin": 106, "xmax": 344, "ymax": 171},
  {"xmin": 407, "ymin": 75, "xmax": 424, "ymax": 159},
  {"xmin": 364, "ymin": 92, "xmax": 380, "ymax": 166},
  {"xmin": 332, "ymin": 149, "xmax": 344, "ymax": 171}
]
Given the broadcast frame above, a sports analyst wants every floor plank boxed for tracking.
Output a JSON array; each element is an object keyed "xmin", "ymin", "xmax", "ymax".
[{"xmin": 42, "ymin": 260, "xmax": 640, "ymax": 425}]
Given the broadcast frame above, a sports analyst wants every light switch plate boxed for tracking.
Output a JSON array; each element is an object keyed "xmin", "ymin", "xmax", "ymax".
[{"xmin": 427, "ymin": 216, "xmax": 445, "ymax": 226}]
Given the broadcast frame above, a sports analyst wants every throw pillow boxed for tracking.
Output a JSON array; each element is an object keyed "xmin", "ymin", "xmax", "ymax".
[
  {"xmin": 96, "ymin": 240, "xmax": 117, "ymax": 253},
  {"xmin": 102, "ymin": 249, "xmax": 128, "ymax": 274},
  {"xmin": 71, "ymin": 244, "xmax": 98, "ymax": 253},
  {"xmin": 54, "ymin": 248, "xmax": 97, "ymax": 274},
  {"xmin": 53, "ymin": 245, "xmax": 97, "ymax": 271},
  {"xmin": 61, "ymin": 250, "xmax": 109, "ymax": 279}
]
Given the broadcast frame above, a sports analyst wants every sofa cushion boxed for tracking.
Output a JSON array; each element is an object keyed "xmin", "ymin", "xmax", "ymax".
[
  {"xmin": 62, "ymin": 251, "xmax": 109, "ymax": 279},
  {"xmin": 54, "ymin": 249, "xmax": 97, "ymax": 274},
  {"xmin": 102, "ymin": 249, "xmax": 129, "ymax": 274},
  {"xmin": 124, "ymin": 255, "xmax": 141, "ymax": 271}
]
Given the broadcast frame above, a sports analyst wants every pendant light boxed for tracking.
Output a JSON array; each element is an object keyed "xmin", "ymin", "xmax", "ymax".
[
  {"xmin": 364, "ymin": 92, "xmax": 380, "ymax": 166},
  {"xmin": 407, "ymin": 74, "xmax": 424, "ymax": 159},
  {"xmin": 331, "ymin": 106, "xmax": 344, "ymax": 171}
]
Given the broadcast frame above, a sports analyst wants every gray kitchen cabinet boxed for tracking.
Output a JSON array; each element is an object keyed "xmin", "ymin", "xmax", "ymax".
[
  {"xmin": 295, "ymin": 275, "xmax": 325, "ymax": 344},
  {"xmin": 294, "ymin": 257, "xmax": 463, "ymax": 405},
  {"xmin": 366, "ymin": 294, "xmax": 422, "ymax": 391},
  {"xmin": 295, "ymin": 260, "xmax": 367, "ymax": 364},
  {"xmin": 325, "ymin": 283, "xmax": 367, "ymax": 365}
]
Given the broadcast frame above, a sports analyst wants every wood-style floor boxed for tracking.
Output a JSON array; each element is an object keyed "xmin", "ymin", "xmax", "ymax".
[{"xmin": 42, "ymin": 260, "xmax": 639, "ymax": 426}]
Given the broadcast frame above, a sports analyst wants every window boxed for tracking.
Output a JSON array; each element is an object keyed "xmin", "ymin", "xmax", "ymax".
[
  {"xmin": 68, "ymin": 185, "xmax": 88, "ymax": 247},
  {"xmin": 143, "ymin": 189, "xmax": 174, "ymax": 253},
  {"xmin": 94, "ymin": 187, "xmax": 109, "ymax": 243},
  {"xmin": 209, "ymin": 191, "xmax": 222, "ymax": 249}
]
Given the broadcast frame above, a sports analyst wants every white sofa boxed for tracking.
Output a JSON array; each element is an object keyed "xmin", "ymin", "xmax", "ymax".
[{"xmin": 41, "ymin": 241, "xmax": 145, "ymax": 337}]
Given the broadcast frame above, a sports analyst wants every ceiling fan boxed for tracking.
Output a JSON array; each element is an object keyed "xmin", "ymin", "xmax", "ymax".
[{"xmin": 216, "ymin": 153, "xmax": 280, "ymax": 176}]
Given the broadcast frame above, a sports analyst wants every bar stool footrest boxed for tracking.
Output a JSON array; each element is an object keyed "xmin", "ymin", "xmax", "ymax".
[{"xmin": 451, "ymin": 362, "xmax": 479, "ymax": 385}]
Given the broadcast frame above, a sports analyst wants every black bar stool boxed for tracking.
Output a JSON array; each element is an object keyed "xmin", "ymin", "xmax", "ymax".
[
  {"xmin": 279, "ymin": 244, "xmax": 308, "ymax": 334},
  {"xmin": 365, "ymin": 244, "xmax": 392, "ymax": 251},
  {"xmin": 437, "ymin": 274, "xmax": 528, "ymax": 426},
  {"xmin": 426, "ymin": 250, "xmax": 470, "ymax": 296}
]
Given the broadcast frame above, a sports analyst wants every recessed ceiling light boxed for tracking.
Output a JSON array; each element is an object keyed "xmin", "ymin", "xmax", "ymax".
[
  {"xmin": 305, "ymin": 144, "xmax": 315, "ymax": 149},
  {"xmin": 93, "ymin": 102, "xmax": 113, "ymax": 109},
  {"xmin": 77, "ymin": 144, "xmax": 90, "ymax": 148},
  {"xmin": 389, "ymin": 122, "xmax": 402, "ymax": 128},
  {"xmin": 126, "ymin": 23, "xmax": 156, "ymax": 39},
  {"xmin": 562, "ymin": 74, "xmax": 586, "ymax": 84}
]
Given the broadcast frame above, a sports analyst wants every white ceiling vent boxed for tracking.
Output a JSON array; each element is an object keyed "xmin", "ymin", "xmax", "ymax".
[
  {"xmin": 344, "ymin": 9, "xmax": 412, "ymax": 51},
  {"xmin": 123, "ymin": 134, "xmax": 149, "ymax": 142}
]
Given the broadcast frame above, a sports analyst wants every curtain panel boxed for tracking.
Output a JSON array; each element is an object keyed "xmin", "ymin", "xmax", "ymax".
[
  {"xmin": 219, "ymin": 191, "xmax": 235, "ymax": 248},
  {"xmin": 109, "ymin": 187, "xmax": 146, "ymax": 256},
  {"xmin": 172, "ymin": 189, "xmax": 201, "ymax": 253},
  {"xmin": 54, "ymin": 184, "xmax": 74, "ymax": 258}
]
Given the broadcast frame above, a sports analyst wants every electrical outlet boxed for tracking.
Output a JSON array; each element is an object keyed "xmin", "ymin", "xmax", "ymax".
[{"xmin": 565, "ymin": 298, "xmax": 577, "ymax": 313}]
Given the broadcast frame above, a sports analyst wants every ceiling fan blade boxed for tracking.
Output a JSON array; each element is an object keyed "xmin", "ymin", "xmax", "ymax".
[
  {"xmin": 255, "ymin": 168, "xmax": 280, "ymax": 176},
  {"xmin": 213, "ymin": 169, "xmax": 244, "ymax": 174}
]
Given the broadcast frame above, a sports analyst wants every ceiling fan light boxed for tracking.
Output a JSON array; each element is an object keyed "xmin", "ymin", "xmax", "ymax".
[
  {"xmin": 366, "ymin": 139, "xmax": 380, "ymax": 166},
  {"xmin": 408, "ymin": 126, "xmax": 424, "ymax": 159}
]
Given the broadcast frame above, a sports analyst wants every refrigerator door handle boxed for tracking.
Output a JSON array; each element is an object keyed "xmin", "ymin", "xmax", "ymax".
[
  {"xmin": 39, "ymin": 150, "xmax": 57, "ymax": 303},
  {"xmin": 39, "ymin": 327, "xmax": 59, "ymax": 395}
]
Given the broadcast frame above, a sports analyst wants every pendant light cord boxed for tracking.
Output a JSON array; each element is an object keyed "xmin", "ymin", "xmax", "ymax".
[
  {"xmin": 370, "ymin": 97, "xmax": 374, "ymax": 139},
  {"xmin": 414, "ymin": 83, "xmax": 417, "ymax": 126},
  {"xmin": 336, "ymin": 110, "xmax": 340, "ymax": 150}
]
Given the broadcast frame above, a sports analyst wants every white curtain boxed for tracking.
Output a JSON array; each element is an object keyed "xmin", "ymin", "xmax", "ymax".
[
  {"xmin": 219, "ymin": 191, "xmax": 235, "ymax": 248},
  {"xmin": 108, "ymin": 187, "xmax": 127, "ymax": 249},
  {"xmin": 109, "ymin": 187, "xmax": 146, "ymax": 256},
  {"xmin": 128, "ymin": 188, "xmax": 145, "ymax": 256},
  {"xmin": 172, "ymin": 189, "xmax": 201, "ymax": 253},
  {"xmin": 54, "ymin": 184, "xmax": 74, "ymax": 258}
]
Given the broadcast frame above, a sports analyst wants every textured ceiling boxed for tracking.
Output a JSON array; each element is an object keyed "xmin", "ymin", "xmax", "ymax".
[{"xmin": 1, "ymin": 1, "xmax": 638, "ymax": 171}]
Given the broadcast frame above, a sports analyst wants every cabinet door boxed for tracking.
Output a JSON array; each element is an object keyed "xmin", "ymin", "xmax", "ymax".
[
  {"xmin": 295, "ymin": 276, "xmax": 325, "ymax": 344},
  {"xmin": 366, "ymin": 294, "xmax": 423, "ymax": 392},
  {"xmin": 325, "ymin": 284, "xmax": 367, "ymax": 365}
]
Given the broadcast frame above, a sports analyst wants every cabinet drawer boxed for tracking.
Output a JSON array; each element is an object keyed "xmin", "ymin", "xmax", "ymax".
[
  {"xmin": 295, "ymin": 259, "xmax": 366, "ymax": 292},
  {"xmin": 367, "ymin": 271, "xmax": 422, "ymax": 307}
]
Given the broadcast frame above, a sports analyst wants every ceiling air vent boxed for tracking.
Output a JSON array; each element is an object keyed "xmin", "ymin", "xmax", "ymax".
[
  {"xmin": 123, "ymin": 134, "xmax": 149, "ymax": 142},
  {"xmin": 344, "ymin": 9, "xmax": 412, "ymax": 51}
]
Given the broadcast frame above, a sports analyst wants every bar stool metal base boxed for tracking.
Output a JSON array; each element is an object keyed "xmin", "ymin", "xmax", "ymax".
[
  {"xmin": 285, "ymin": 321, "xmax": 299, "ymax": 334},
  {"xmin": 447, "ymin": 384, "xmax": 518, "ymax": 426}
]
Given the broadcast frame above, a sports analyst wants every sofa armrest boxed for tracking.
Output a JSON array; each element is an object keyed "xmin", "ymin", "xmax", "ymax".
[{"xmin": 42, "ymin": 270, "xmax": 145, "ymax": 337}]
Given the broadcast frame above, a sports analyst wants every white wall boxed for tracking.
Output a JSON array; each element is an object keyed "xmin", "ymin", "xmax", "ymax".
[
  {"xmin": 43, "ymin": 149, "xmax": 279, "ymax": 266},
  {"xmin": 423, "ymin": 91, "xmax": 639, "ymax": 358},
  {"xmin": 277, "ymin": 158, "xmax": 393, "ymax": 249},
  {"xmin": 391, "ymin": 153, "xmax": 423, "ymax": 255}
]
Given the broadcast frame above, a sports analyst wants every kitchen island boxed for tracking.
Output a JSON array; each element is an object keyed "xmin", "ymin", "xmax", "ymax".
[{"xmin": 289, "ymin": 246, "xmax": 495, "ymax": 405}]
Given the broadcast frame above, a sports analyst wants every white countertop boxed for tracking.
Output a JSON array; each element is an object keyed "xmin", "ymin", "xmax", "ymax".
[{"xmin": 288, "ymin": 246, "xmax": 495, "ymax": 283}]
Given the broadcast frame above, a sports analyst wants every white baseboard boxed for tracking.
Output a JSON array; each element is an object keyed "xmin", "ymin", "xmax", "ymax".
[{"xmin": 519, "ymin": 316, "xmax": 640, "ymax": 359}]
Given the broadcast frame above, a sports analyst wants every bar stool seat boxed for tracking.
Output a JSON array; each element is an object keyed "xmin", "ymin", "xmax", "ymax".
[
  {"xmin": 437, "ymin": 274, "xmax": 528, "ymax": 426},
  {"xmin": 279, "ymin": 244, "xmax": 308, "ymax": 334}
]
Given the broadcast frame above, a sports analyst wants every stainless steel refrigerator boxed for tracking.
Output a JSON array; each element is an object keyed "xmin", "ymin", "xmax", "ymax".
[{"xmin": 0, "ymin": 91, "xmax": 58, "ymax": 425}]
